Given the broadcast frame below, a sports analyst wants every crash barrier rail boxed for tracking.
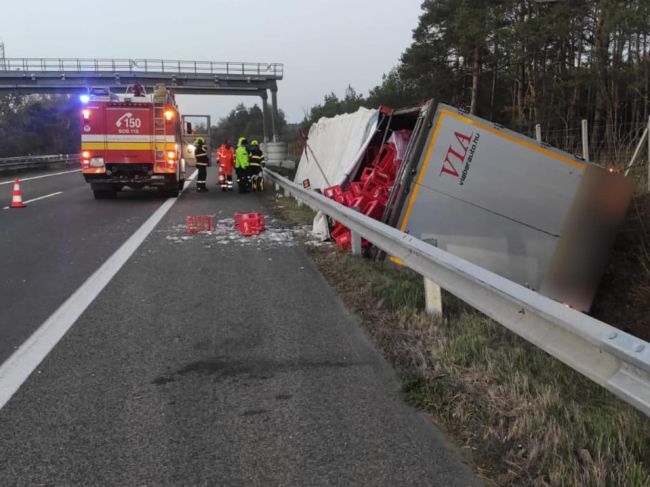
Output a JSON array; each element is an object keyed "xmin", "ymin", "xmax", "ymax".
[
  {"xmin": 264, "ymin": 168, "xmax": 650, "ymax": 418},
  {"xmin": 0, "ymin": 58, "xmax": 284, "ymax": 79},
  {"xmin": 0, "ymin": 154, "xmax": 79, "ymax": 172}
]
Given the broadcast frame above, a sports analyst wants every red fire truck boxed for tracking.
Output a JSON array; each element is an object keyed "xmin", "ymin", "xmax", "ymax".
[{"xmin": 79, "ymin": 85, "xmax": 187, "ymax": 199}]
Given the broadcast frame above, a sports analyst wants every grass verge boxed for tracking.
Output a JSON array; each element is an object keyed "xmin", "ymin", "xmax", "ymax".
[
  {"xmin": 270, "ymin": 191, "xmax": 315, "ymax": 226},
  {"xmin": 592, "ymin": 193, "xmax": 650, "ymax": 341},
  {"xmin": 270, "ymin": 194, "xmax": 650, "ymax": 487}
]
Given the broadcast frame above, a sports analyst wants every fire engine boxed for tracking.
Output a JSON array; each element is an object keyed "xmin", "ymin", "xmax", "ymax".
[{"xmin": 79, "ymin": 84, "xmax": 187, "ymax": 199}]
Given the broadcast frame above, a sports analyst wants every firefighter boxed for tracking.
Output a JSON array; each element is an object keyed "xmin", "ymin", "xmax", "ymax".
[
  {"xmin": 194, "ymin": 137, "xmax": 209, "ymax": 192},
  {"xmin": 216, "ymin": 139, "xmax": 235, "ymax": 191},
  {"xmin": 235, "ymin": 137, "xmax": 250, "ymax": 193},
  {"xmin": 132, "ymin": 83, "xmax": 145, "ymax": 97},
  {"xmin": 248, "ymin": 140, "xmax": 266, "ymax": 191}
]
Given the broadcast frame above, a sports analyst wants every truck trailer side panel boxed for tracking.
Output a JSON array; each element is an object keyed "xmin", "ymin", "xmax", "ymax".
[{"xmin": 396, "ymin": 103, "xmax": 632, "ymax": 311}]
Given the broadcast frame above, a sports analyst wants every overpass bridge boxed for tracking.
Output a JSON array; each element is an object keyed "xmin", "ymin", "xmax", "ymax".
[{"xmin": 0, "ymin": 57, "xmax": 284, "ymax": 140}]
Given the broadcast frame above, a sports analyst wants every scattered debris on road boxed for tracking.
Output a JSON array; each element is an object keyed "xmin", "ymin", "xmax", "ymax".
[{"xmin": 162, "ymin": 217, "xmax": 326, "ymax": 249}]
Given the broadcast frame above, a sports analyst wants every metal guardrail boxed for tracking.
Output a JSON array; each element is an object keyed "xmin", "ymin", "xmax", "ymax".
[
  {"xmin": 264, "ymin": 169, "xmax": 650, "ymax": 417},
  {"xmin": 0, "ymin": 154, "xmax": 79, "ymax": 172},
  {"xmin": 0, "ymin": 58, "xmax": 284, "ymax": 78}
]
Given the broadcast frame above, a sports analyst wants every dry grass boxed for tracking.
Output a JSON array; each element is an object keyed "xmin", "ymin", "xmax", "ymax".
[
  {"xmin": 270, "ymin": 192, "xmax": 316, "ymax": 227},
  {"xmin": 311, "ymin": 250, "xmax": 650, "ymax": 486},
  {"xmin": 270, "ymin": 193, "xmax": 650, "ymax": 487}
]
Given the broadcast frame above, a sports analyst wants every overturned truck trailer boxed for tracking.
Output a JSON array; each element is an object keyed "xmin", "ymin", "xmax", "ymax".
[{"xmin": 295, "ymin": 102, "xmax": 632, "ymax": 312}]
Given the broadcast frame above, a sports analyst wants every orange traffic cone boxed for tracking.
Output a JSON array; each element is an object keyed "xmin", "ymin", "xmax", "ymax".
[{"xmin": 10, "ymin": 179, "xmax": 25, "ymax": 208}]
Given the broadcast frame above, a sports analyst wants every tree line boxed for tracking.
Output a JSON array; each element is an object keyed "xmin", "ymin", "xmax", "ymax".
[
  {"xmin": 1, "ymin": 1, "xmax": 647, "ymax": 162},
  {"xmin": 209, "ymin": 103, "xmax": 296, "ymax": 147},
  {"xmin": 0, "ymin": 97, "xmax": 295, "ymax": 157},
  {"xmin": 303, "ymin": 0, "xmax": 650, "ymax": 163},
  {"xmin": 0, "ymin": 95, "xmax": 80, "ymax": 158}
]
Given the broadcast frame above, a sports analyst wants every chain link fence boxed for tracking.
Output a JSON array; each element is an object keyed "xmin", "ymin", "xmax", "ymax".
[{"xmin": 526, "ymin": 120, "xmax": 650, "ymax": 192}]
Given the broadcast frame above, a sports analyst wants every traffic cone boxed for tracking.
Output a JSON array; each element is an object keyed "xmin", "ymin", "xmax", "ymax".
[{"xmin": 10, "ymin": 179, "xmax": 25, "ymax": 208}]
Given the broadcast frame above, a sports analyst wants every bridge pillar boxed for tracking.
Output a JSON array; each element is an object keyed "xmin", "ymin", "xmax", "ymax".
[
  {"xmin": 261, "ymin": 93, "xmax": 270, "ymax": 143},
  {"xmin": 271, "ymin": 88, "xmax": 279, "ymax": 142}
]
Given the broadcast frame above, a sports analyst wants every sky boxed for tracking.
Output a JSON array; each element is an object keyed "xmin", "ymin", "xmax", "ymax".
[{"xmin": 0, "ymin": 0, "xmax": 422, "ymax": 124}]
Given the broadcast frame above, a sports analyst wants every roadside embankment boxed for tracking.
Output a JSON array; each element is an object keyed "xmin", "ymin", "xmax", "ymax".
[
  {"xmin": 270, "ymin": 192, "xmax": 650, "ymax": 487},
  {"xmin": 592, "ymin": 193, "xmax": 650, "ymax": 341}
]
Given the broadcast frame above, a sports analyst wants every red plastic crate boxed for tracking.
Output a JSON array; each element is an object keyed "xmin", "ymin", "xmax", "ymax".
[
  {"xmin": 375, "ymin": 144, "xmax": 397, "ymax": 169},
  {"xmin": 331, "ymin": 190, "xmax": 356, "ymax": 208},
  {"xmin": 370, "ymin": 169, "xmax": 392, "ymax": 188},
  {"xmin": 378, "ymin": 160, "xmax": 398, "ymax": 180},
  {"xmin": 364, "ymin": 186, "xmax": 390, "ymax": 205},
  {"xmin": 240, "ymin": 219, "xmax": 264, "ymax": 236},
  {"xmin": 363, "ymin": 200, "xmax": 385, "ymax": 220},
  {"xmin": 362, "ymin": 176, "xmax": 380, "ymax": 194},
  {"xmin": 186, "ymin": 215, "xmax": 214, "ymax": 234},
  {"xmin": 348, "ymin": 195, "xmax": 368, "ymax": 211},
  {"xmin": 335, "ymin": 230, "xmax": 371, "ymax": 253},
  {"xmin": 323, "ymin": 185, "xmax": 343, "ymax": 199},
  {"xmin": 335, "ymin": 231, "xmax": 352, "ymax": 251},
  {"xmin": 360, "ymin": 166, "xmax": 374, "ymax": 182},
  {"xmin": 334, "ymin": 193, "xmax": 347, "ymax": 206},
  {"xmin": 330, "ymin": 222, "xmax": 348, "ymax": 239},
  {"xmin": 350, "ymin": 181, "xmax": 364, "ymax": 195},
  {"xmin": 234, "ymin": 212, "xmax": 266, "ymax": 236},
  {"xmin": 341, "ymin": 190, "xmax": 356, "ymax": 207}
]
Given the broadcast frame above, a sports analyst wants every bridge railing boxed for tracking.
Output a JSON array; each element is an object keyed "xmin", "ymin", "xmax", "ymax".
[
  {"xmin": 0, "ymin": 58, "xmax": 284, "ymax": 78},
  {"xmin": 0, "ymin": 154, "xmax": 79, "ymax": 172},
  {"xmin": 264, "ymin": 168, "xmax": 650, "ymax": 418}
]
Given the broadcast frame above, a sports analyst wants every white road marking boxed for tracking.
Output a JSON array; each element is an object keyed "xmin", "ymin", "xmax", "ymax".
[
  {"xmin": 0, "ymin": 170, "xmax": 197, "ymax": 410},
  {"xmin": 2, "ymin": 191, "xmax": 63, "ymax": 210},
  {"xmin": 0, "ymin": 169, "xmax": 81, "ymax": 186}
]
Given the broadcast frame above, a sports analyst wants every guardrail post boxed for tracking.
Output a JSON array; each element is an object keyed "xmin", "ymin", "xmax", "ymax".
[
  {"xmin": 350, "ymin": 207, "xmax": 363, "ymax": 256},
  {"xmin": 424, "ymin": 278, "xmax": 443, "ymax": 317},
  {"xmin": 535, "ymin": 124, "xmax": 542, "ymax": 143},
  {"xmin": 421, "ymin": 234, "xmax": 442, "ymax": 316},
  {"xmin": 581, "ymin": 119, "xmax": 590, "ymax": 162}
]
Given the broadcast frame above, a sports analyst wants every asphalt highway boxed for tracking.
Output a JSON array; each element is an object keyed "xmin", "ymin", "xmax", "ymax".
[
  {"xmin": 0, "ymin": 167, "xmax": 478, "ymax": 486},
  {"xmin": 0, "ymin": 169, "xmax": 169, "ymax": 363}
]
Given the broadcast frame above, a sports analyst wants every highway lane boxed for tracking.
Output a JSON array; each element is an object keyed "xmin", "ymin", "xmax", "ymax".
[
  {"xmin": 0, "ymin": 171, "xmax": 478, "ymax": 486},
  {"xmin": 0, "ymin": 168, "xmax": 81, "ymax": 187},
  {"xmin": 0, "ymin": 168, "xmax": 178, "ymax": 363}
]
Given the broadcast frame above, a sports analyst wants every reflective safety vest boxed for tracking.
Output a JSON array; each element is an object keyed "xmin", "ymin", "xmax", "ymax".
[
  {"xmin": 235, "ymin": 145, "xmax": 249, "ymax": 169},
  {"xmin": 217, "ymin": 145, "xmax": 235, "ymax": 173}
]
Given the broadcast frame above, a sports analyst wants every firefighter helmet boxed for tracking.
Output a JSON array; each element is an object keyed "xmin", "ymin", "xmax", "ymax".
[
  {"xmin": 251, "ymin": 140, "xmax": 259, "ymax": 146},
  {"xmin": 195, "ymin": 137, "xmax": 205, "ymax": 145}
]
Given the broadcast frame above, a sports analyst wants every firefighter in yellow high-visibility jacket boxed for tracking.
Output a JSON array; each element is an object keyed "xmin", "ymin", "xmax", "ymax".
[{"xmin": 235, "ymin": 137, "xmax": 250, "ymax": 193}]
